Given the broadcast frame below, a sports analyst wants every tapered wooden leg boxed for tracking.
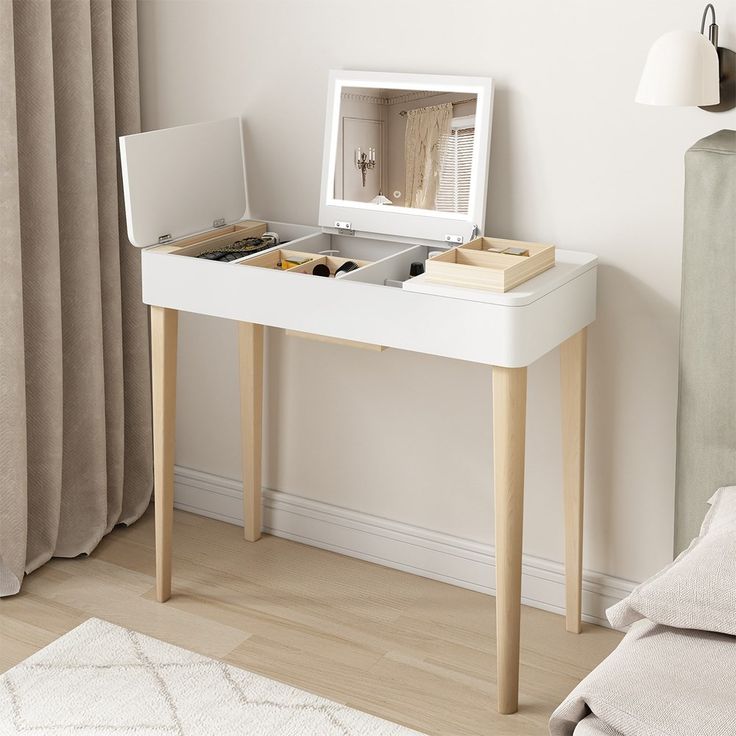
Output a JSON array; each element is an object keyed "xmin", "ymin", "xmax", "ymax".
[
  {"xmin": 492, "ymin": 365, "xmax": 527, "ymax": 715},
  {"xmin": 560, "ymin": 328, "xmax": 587, "ymax": 634},
  {"xmin": 150, "ymin": 306, "xmax": 178, "ymax": 603},
  {"xmin": 239, "ymin": 322, "xmax": 264, "ymax": 542}
]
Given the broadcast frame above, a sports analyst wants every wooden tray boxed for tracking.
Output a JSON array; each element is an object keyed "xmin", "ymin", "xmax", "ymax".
[{"xmin": 424, "ymin": 237, "xmax": 555, "ymax": 292}]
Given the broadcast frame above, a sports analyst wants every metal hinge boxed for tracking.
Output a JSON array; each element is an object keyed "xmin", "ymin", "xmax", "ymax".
[
  {"xmin": 158, "ymin": 233, "xmax": 173, "ymax": 244},
  {"xmin": 335, "ymin": 220, "xmax": 355, "ymax": 236},
  {"xmin": 213, "ymin": 217, "xmax": 226, "ymax": 228},
  {"xmin": 444, "ymin": 233, "xmax": 463, "ymax": 244}
]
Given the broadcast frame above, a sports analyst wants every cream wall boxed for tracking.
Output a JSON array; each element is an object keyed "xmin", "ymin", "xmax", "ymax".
[{"xmin": 137, "ymin": 0, "xmax": 736, "ymax": 586}]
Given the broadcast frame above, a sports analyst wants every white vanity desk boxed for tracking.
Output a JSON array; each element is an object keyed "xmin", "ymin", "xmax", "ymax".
[{"xmin": 121, "ymin": 71, "xmax": 597, "ymax": 717}]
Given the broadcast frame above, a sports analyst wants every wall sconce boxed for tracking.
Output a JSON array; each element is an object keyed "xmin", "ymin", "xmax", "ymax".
[
  {"xmin": 636, "ymin": 3, "xmax": 735, "ymax": 112},
  {"xmin": 355, "ymin": 147, "xmax": 376, "ymax": 187}
]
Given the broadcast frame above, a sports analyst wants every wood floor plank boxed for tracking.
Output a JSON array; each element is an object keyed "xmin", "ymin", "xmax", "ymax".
[
  {"xmin": 0, "ymin": 616, "xmax": 68, "ymax": 672},
  {"xmin": 139, "ymin": 582, "xmax": 386, "ymax": 671},
  {"xmin": 0, "ymin": 507, "xmax": 622, "ymax": 735},
  {"xmin": 17, "ymin": 560, "xmax": 250, "ymax": 660},
  {"xmin": 97, "ymin": 515, "xmax": 427, "ymax": 624}
]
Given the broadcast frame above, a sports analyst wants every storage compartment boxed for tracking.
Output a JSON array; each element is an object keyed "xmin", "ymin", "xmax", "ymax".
[
  {"xmin": 148, "ymin": 220, "xmax": 321, "ymax": 263},
  {"xmin": 344, "ymin": 244, "xmax": 440, "ymax": 288},
  {"xmin": 240, "ymin": 248, "xmax": 372, "ymax": 277},
  {"xmin": 425, "ymin": 237, "xmax": 555, "ymax": 292},
  {"xmin": 153, "ymin": 222, "xmax": 410, "ymax": 280},
  {"xmin": 236, "ymin": 249, "xmax": 319, "ymax": 272},
  {"xmin": 232, "ymin": 230, "xmax": 416, "ymax": 280},
  {"xmin": 169, "ymin": 221, "xmax": 269, "ymax": 258}
]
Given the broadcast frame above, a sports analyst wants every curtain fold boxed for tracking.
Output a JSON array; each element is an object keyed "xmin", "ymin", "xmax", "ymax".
[
  {"xmin": 404, "ymin": 102, "xmax": 452, "ymax": 209},
  {"xmin": 0, "ymin": 0, "xmax": 152, "ymax": 597}
]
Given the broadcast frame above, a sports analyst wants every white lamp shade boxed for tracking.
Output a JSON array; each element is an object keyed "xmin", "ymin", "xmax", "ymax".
[{"xmin": 636, "ymin": 30, "xmax": 719, "ymax": 106}]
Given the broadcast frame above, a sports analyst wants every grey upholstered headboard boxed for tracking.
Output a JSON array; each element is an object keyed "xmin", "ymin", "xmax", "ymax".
[{"xmin": 675, "ymin": 129, "xmax": 736, "ymax": 554}]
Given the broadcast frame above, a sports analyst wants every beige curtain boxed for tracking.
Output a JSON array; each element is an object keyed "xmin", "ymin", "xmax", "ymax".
[
  {"xmin": 0, "ymin": 0, "xmax": 152, "ymax": 597},
  {"xmin": 404, "ymin": 102, "xmax": 452, "ymax": 209}
]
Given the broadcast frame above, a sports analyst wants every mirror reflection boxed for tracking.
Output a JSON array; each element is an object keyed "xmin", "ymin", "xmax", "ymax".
[{"xmin": 334, "ymin": 87, "xmax": 478, "ymax": 213}]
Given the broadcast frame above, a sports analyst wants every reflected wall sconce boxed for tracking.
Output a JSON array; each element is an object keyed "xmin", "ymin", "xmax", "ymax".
[
  {"xmin": 355, "ymin": 147, "xmax": 376, "ymax": 187},
  {"xmin": 371, "ymin": 191, "xmax": 392, "ymax": 205},
  {"xmin": 636, "ymin": 3, "xmax": 735, "ymax": 112}
]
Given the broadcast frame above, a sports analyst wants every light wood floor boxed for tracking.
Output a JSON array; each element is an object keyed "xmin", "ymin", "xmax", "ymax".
[{"xmin": 0, "ymin": 507, "xmax": 622, "ymax": 735}]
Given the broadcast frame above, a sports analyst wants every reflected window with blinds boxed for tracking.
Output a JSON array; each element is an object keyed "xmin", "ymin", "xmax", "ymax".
[{"xmin": 435, "ymin": 117, "xmax": 475, "ymax": 213}]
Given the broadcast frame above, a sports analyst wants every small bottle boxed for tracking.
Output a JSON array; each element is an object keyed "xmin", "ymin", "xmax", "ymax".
[
  {"xmin": 409, "ymin": 261, "xmax": 425, "ymax": 278},
  {"xmin": 335, "ymin": 261, "xmax": 359, "ymax": 277},
  {"xmin": 261, "ymin": 232, "xmax": 280, "ymax": 247}
]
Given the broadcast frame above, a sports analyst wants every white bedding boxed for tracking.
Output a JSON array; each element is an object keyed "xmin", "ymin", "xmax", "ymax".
[
  {"xmin": 551, "ymin": 487, "xmax": 736, "ymax": 736},
  {"xmin": 608, "ymin": 487, "xmax": 736, "ymax": 635},
  {"xmin": 549, "ymin": 619, "xmax": 736, "ymax": 736},
  {"xmin": 573, "ymin": 715, "xmax": 622, "ymax": 736}
]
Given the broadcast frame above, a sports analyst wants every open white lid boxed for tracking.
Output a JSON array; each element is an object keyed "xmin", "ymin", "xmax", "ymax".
[
  {"xmin": 319, "ymin": 70, "xmax": 494, "ymax": 246},
  {"xmin": 119, "ymin": 117, "xmax": 247, "ymax": 247}
]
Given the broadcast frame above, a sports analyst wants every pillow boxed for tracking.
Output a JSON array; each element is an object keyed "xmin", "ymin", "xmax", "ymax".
[{"xmin": 607, "ymin": 486, "xmax": 736, "ymax": 634}]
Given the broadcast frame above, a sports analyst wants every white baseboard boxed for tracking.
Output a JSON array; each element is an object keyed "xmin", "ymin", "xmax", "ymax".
[{"xmin": 174, "ymin": 465, "xmax": 636, "ymax": 627}]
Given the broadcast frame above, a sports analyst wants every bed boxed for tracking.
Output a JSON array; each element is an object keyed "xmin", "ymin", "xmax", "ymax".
[
  {"xmin": 550, "ymin": 486, "xmax": 736, "ymax": 735},
  {"xmin": 551, "ymin": 129, "xmax": 736, "ymax": 736},
  {"xmin": 550, "ymin": 621, "xmax": 736, "ymax": 735}
]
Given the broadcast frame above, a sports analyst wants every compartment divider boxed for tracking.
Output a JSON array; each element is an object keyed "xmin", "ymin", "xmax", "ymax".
[{"xmin": 341, "ymin": 244, "xmax": 429, "ymax": 286}]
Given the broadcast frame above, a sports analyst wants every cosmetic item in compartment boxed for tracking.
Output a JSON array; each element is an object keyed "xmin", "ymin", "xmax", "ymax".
[
  {"xmin": 335, "ymin": 260, "xmax": 359, "ymax": 277},
  {"xmin": 261, "ymin": 232, "xmax": 280, "ymax": 247},
  {"xmin": 279, "ymin": 255, "xmax": 313, "ymax": 270},
  {"xmin": 312, "ymin": 260, "xmax": 360, "ymax": 278},
  {"xmin": 196, "ymin": 235, "xmax": 284, "ymax": 262}
]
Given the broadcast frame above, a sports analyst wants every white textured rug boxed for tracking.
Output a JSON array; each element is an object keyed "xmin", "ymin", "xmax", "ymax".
[{"xmin": 0, "ymin": 618, "xmax": 425, "ymax": 735}]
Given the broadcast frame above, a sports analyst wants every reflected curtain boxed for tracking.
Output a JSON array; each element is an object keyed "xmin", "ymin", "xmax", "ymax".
[
  {"xmin": 0, "ymin": 0, "xmax": 152, "ymax": 596},
  {"xmin": 404, "ymin": 102, "xmax": 452, "ymax": 209}
]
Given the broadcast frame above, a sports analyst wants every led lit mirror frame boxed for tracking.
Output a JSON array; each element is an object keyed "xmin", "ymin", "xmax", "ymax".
[
  {"xmin": 319, "ymin": 70, "xmax": 494, "ymax": 245},
  {"xmin": 333, "ymin": 88, "xmax": 478, "ymax": 212}
]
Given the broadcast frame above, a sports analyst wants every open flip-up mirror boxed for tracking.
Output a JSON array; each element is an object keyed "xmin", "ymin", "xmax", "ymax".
[{"xmin": 319, "ymin": 70, "xmax": 494, "ymax": 245}]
